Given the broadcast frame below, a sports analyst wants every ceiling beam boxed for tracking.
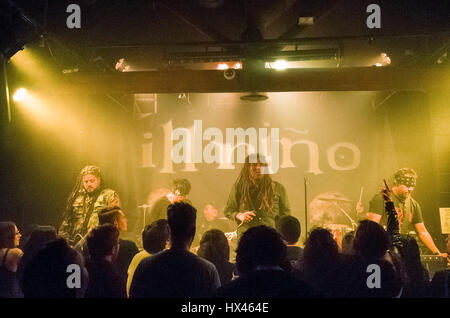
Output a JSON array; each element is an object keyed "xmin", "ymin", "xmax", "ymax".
[{"xmin": 51, "ymin": 67, "xmax": 450, "ymax": 94}]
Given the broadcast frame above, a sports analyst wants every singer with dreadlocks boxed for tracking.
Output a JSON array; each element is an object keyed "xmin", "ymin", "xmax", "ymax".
[
  {"xmin": 58, "ymin": 165, "xmax": 120, "ymax": 246},
  {"xmin": 224, "ymin": 154, "xmax": 291, "ymax": 239},
  {"xmin": 367, "ymin": 167, "xmax": 446, "ymax": 258}
]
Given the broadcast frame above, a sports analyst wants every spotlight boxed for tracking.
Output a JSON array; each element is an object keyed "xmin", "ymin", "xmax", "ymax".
[
  {"xmin": 380, "ymin": 53, "xmax": 391, "ymax": 65},
  {"xmin": 13, "ymin": 88, "xmax": 27, "ymax": 102},
  {"xmin": 217, "ymin": 63, "xmax": 229, "ymax": 70},
  {"xmin": 115, "ymin": 58, "xmax": 130, "ymax": 72},
  {"xmin": 374, "ymin": 53, "xmax": 391, "ymax": 67},
  {"xmin": 265, "ymin": 60, "xmax": 288, "ymax": 70},
  {"xmin": 273, "ymin": 60, "xmax": 288, "ymax": 70},
  {"xmin": 233, "ymin": 62, "xmax": 242, "ymax": 69}
]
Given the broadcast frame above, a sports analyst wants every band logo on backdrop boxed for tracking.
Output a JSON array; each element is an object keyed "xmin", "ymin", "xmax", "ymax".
[{"xmin": 141, "ymin": 120, "xmax": 361, "ymax": 174}]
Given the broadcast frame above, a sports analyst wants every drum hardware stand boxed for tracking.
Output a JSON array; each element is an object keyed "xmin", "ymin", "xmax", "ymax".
[{"xmin": 332, "ymin": 201, "xmax": 358, "ymax": 230}]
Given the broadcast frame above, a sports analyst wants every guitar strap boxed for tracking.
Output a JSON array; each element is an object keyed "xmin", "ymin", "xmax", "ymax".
[{"xmin": 79, "ymin": 191, "xmax": 101, "ymax": 240}]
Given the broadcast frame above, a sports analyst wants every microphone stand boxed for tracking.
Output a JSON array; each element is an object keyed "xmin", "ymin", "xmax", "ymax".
[{"xmin": 304, "ymin": 177, "xmax": 308, "ymax": 236}]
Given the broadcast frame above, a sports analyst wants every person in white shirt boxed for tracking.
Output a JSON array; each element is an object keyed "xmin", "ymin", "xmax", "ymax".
[{"xmin": 126, "ymin": 219, "xmax": 169, "ymax": 297}]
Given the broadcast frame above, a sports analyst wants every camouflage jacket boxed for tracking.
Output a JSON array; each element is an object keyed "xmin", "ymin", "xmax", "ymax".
[{"xmin": 58, "ymin": 188, "xmax": 120, "ymax": 245}]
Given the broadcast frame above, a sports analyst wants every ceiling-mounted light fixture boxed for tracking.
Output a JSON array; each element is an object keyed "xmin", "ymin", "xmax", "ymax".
[
  {"xmin": 217, "ymin": 63, "xmax": 229, "ymax": 70},
  {"xmin": 375, "ymin": 53, "xmax": 391, "ymax": 67},
  {"xmin": 298, "ymin": 17, "xmax": 314, "ymax": 26},
  {"xmin": 240, "ymin": 92, "xmax": 268, "ymax": 102},
  {"xmin": 115, "ymin": 58, "xmax": 130, "ymax": 72}
]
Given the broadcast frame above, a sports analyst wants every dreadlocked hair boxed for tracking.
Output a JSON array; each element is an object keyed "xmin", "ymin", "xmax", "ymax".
[
  {"xmin": 64, "ymin": 166, "xmax": 103, "ymax": 218},
  {"xmin": 236, "ymin": 154, "xmax": 274, "ymax": 212}
]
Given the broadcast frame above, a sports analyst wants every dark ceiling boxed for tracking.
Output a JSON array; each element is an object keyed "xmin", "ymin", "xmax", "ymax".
[{"xmin": 1, "ymin": 0, "xmax": 449, "ymax": 92}]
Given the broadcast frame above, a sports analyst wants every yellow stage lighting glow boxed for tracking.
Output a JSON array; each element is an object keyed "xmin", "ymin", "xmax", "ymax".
[
  {"xmin": 217, "ymin": 63, "xmax": 229, "ymax": 70},
  {"xmin": 273, "ymin": 60, "xmax": 288, "ymax": 70},
  {"xmin": 13, "ymin": 88, "xmax": 27, "ymax": 102},
  {"xmin": 265, "ymin": 60, "xmax": 288, "ymax": 70}
]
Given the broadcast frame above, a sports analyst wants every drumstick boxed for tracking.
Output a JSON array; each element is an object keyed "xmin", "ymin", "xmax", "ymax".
[{"xmin": 359, "ymin": 187, "xmax": 364, "ymax": 203}]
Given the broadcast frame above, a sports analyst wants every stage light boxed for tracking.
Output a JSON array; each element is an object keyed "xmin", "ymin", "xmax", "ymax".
[
  {"xmin": 13, "ymin": 88, "xmax": 27, "ymax": 102},
  {"xmin": 273, "ymin": 60, "xmax": 288, "ymax": 70},
  {"xmin": 265, "ymin": 60, "xmax": 288, "ymax": 70},
  {"xmin": 217, "ymin": 63, "xmax": 229, "ymax": 70},
  {"xmin": 115, "ymin": 58, "xmax": 130, "ymax": 72},
  {"xmin": 374, "ymin": 53, "xmax": 391, "ymax": 67},
  {"xmin": 380, "ymin": 53, "xmax": 391, "ymax": 65}
]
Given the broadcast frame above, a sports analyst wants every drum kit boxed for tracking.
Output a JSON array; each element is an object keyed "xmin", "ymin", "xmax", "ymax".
[{"xmin": 316, "ymin": 195, "xmax": 358, "ymax": 238}]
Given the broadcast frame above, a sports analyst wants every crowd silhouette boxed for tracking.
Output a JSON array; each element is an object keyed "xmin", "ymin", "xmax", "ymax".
[{"xmin": 0, "ymin": 194, "xmax": 449, "ymax": 298}]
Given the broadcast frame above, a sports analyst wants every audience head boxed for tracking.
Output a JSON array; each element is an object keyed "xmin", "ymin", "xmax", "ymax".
[
  {"xmin": 87, "ymin": 224, "xmax": 120, "ymax": 260},
  {"xmin": 198, "ymin": 229, "xmax": 230, "ymax": 263},
  {"xmin": 98, "ymin": 207, "xmax": 128, "ymax": 233},
  {"xmin": 353, "ymin": 220, "xmax": 390, "ymax": 259},
  {"xmin": 22, "ymin": 238, "xmax": 86, "ymax": 298},
  {"xmin": 276, "ymin": 215, "xmax": 301, "ymax": 245},
  {"xmin": 142, "ymin": 219, "xmax": 169, "ymax": 254},
  {"xmin": 302, "ymin": 227, "xmax": 339, "ymax": 270},
  {"xmin": 167, "ymin": 202, "xmax": 197, "ymax": 244},
  {"xmin": 398, "ymin": 235, "xmax": 426, "ymax": 285},
  {"xmin": 341, "ymin": 231, "xmax": 355, "ymax": 255},
  {"xmin": 399, "ymin": 235, "xmax": 421, "ymax": 263},
  {"xmin": 0, "ymin": 222, "xmax": 21, "ymax": 248},
  {"xmin": 235, "ymin": 225, "xmax": 287, "ymax": 275},
  {"xmin": 21, "ymin": 225, "xmax": 57, "ymax": 262}
]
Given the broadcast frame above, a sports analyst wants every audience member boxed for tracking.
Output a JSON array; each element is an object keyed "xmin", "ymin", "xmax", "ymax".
[
  {"xmin": 215, "ymin": 225, "xmax": 320, "ymax": 298},
  {"xmin": 276, "ymin": 215, "xmax": 304, "ymax": 263},
  {"xmin": 197, "ymin": 229, "xmax": 236, "ymax": 285},
  {"xmin": 0, "ymin": 222, "xmax": 23, "ymax": 297},
  {"xmin": 341, "ymin": 231, "xmax": 355, "ymax": 255},
  {"xmin": 130, "ymin": 202, "xmax": 220, "ymax": 298},
  {"xmin": 22, "ymin": 238, "xmax": 87, "ymax": 298},
  {"xmin": 328, "ymin": 220, "xmax": 403, "ymax": 298},
  {"xmin": 398, "ymin": 235, "xmax": 430, "ymax": 297},
  {"xmin": 429, "ymin": 234, "xmax": 450, "ymax": 298},
  {"xmin": 85, "ymin": 224, "xmax": 126, "ymax": 298},
  {"xmin": 127, "ymin": 219, "xmax": 169, "ymax": 296},
  {"xmin": 293, "ymin": 227, "xmax": 341, "ymax": 295},
  {"xmin": 17, "ymin": 225, "xmax": 57, "ymax": 286},
  {"xmin": 98, "ymin": 207, "xmax": 139, "ymax": 282}
]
